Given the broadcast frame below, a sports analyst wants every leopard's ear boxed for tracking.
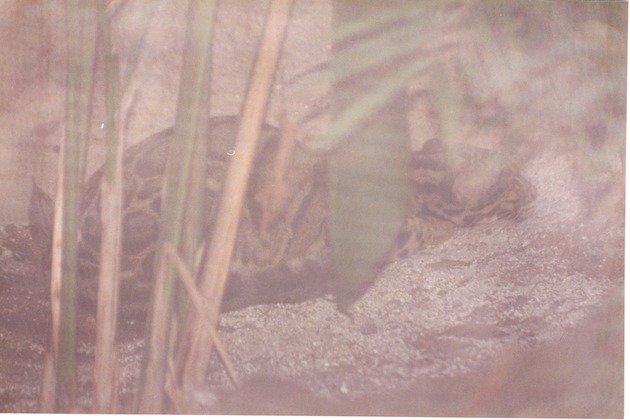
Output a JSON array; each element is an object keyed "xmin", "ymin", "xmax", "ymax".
[
  {"xmin": 419, "ymin": 138, "xmax": 443, "ymax": 154},
  {"xmin": 29, "ymin": 177, "xmax": 55, "ymax": 235},
  {"xmin": 29, "ymin": 177, "xmax": 55, "ymax": 269}
]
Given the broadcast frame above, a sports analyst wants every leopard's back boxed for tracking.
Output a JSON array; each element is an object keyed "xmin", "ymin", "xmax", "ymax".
[
  {"xmin": 34, "ymin": 119, "xmax": 535, "ymax": 320},
  {"xmin": 77, "ymin": 116, "xmax": 327, "ymax": 317},
  {"xmin": 390, "ymin": 138, "xmax": 536, "ymax": 261}
]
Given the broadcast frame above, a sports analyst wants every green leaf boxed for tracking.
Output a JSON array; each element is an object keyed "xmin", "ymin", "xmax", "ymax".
[
  {"xmin": 56, "ymin": 0, "xmax": 98, "ymax": 410},
  {"xmin": 136, "ymin": 0, "xmax": 217, "ymax": 413},
  {"xmin": 328, "ymin": 0, "xmax": 412, "ymax": 311}
]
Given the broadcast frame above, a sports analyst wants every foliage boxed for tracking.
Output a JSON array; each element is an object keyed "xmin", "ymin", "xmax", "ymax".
[
  {"xmin": 44, "ymin": 0, "xmax": 625, "ymax": 413},
  {"xmin": 135, "ymin": 0, "xmax": 218, "ymax": 413},
  {"xmin": 327, "ymin": 0, "xmax": 465, "ymax": 309},
  {"xmin": 45, "ymin": 0, "xmax": 98, "ymax": 411}
]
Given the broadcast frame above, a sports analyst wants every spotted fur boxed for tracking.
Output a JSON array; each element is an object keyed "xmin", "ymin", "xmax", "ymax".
[{"xmin": 32, "ymin": 116, "xmax": 536, "ymax": 320}]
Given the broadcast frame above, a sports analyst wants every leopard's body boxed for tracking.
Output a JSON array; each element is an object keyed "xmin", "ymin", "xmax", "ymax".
[{"xmin": 33, "ymin": 116, "xmax": 536, "ymax": 320}]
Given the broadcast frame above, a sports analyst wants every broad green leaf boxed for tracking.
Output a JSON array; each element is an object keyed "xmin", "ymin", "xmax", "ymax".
[{"xmin": 329, "ymin": 0, "xmax": 411, "ymax": 312}]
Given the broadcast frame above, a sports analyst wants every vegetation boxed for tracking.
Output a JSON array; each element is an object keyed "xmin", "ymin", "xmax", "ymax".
[{"xmin": 42, "ymin": 0, "xmax": 625, "ymax": 413}]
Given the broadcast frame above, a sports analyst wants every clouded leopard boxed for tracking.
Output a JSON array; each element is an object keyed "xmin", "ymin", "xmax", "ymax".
[{"xmin": 30, "ymin": 116, "xmax": 535, "ymax": 323}]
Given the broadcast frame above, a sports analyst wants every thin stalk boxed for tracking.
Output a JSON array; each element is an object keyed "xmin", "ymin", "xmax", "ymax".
[
  {"xmin": 162, "ymin": 244, "xmax": 239, "ymax": 386},
  {"xmin": 39, "ymin": 148, "xmax": 64, "ymax": 413},
  {"xmin": 52, "ymin": 0, "xmax": 97, "ymax": 411},
  {"xmin": 180, "ymin": 0, "xmax": 296, "ymax": 387},
  {"xmin": 135, "ymin": 0, "xmax": 217, "ymax": 413},
  {"xmin": 93, "ymin": 2, "xmax": 122, "ymax": 412},
  {"xmin": 93, "ymin": 0, "xmax": 150, "ymax": 412}
]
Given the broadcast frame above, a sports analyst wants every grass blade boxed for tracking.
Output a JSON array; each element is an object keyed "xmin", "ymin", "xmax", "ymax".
[
  {"xmin": 135, "ymin": 0, "xmax": 217, "ymax": 413},
  {"xmin": 178, "ymin": 0, "xmax": 296, "ymax": 389},
  {"xmin": 46, "ymin": 0, "xmax": 98, "ymax": 411}
]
